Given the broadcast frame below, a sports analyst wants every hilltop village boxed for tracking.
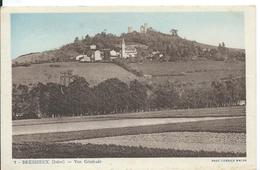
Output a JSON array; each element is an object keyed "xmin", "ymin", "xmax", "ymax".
[
  {"xmin": 74, "ymin": 24, "xmax": 166, "ymax": 63},
  {"xmin": 74, "ymin": 38, "xmax": 164, "ymax": 62},
  {"xmin": 12, "ymin": 23, "xmax": 245, "ymax": 66}
]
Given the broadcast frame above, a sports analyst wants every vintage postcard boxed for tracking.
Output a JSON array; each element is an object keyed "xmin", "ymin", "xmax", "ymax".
[{"xmin": 0, "ymin": 6, "xmax": 256, "ymax": 170}]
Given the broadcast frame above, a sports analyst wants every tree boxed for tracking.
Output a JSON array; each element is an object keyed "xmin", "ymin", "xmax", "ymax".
[
  {"xmin": 238, "ymin": 77, "xmax": 246, "ymax": 100},
  {"xmin": 211, "ymin": 81, "xmax": 227, "ymax": 107},
  {"xmin": 129, "ymin": 80, "xmax": 147, "ymax": 111},
  {"xmin": 151, "ymin": 83, "xmax": 179, "ymax": 109},
  {"xmin": 12, "ymin": 84, "xmax": 23, "ymax": 119},
  {"xmin": 28, "ymin": 82, "xmax": 47, "ymax": 118},
  {"xmin": 170, "ymin": 29, "xmax": 178, "ymax": 36},
  {"xmin": 43, "ymin": 83, "xmax": 66, "ymax": 117},
  {"xmin": 66, "ymin": 76, "xmax": 94, "ymax": 116},
  {"xmin": 94, "ymin": 78, "xmax": 130, "ymax": 114},
  {"xmin": 84, "ymin": 34, "xmax": 91, "ymax": 43},
  {"xmin": 74, "ymin": 37, "xmax": 79, "ymax": 43},
  {"xmin": 12, "ymin": 84, "xmax": 32, "ymax": 119}
]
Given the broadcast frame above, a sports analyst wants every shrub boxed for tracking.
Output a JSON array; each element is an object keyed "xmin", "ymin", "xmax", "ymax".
[{"xmin": 49, "ymin": 64, "xmax": 61, "ymax": 68}]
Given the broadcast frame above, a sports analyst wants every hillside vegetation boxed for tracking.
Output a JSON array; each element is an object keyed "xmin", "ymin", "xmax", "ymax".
[{"xmin": 13, "ymin": 30, "xmax": 245, "ymax": 64}]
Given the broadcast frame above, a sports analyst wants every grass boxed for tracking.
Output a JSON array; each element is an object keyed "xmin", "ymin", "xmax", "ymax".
[
  {"xmin": 130, "ymin": 60, "xmax": 245, "ymax": 86},
  {"xmin": 12, "ymin": 60, "xmax": 245, "ymax": 88},
  {"xmin": 130, "ymin": 61, "xmax": 245, "ymax": 75},
  {"xmin": 79, "ymin": 132, "xmax": 246, "ymax": 153},
  {"xmin": 13, "ymin": 117, "xmax": 245, "ymax": 143},
  {"xmin": 12, "ymin": 62, "xmax": 138, "ymax": 86},
  {"xmin": 12, "ymin": 142, "xmax": 246, "ymax": 158}
]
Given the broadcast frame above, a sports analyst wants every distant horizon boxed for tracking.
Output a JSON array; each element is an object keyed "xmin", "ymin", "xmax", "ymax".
[{"xmin": 11, "ymin": 12, "xmax": 244, "ymax": 59}]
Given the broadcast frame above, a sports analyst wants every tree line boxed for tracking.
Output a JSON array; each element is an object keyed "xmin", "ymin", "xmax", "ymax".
[{"xmin": 12, "ymin": 76, "xmax": 245, "ymax": 120}]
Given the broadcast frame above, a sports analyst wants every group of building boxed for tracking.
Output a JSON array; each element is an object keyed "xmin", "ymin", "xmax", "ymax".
[
  {"xmin": 75, "ymin": 38, "xmax": 141, "ymax": 62},
  {"xmin": 128, "ymin": 23, "xmax": 150, "ymax": 34},
  {"xmin": 75, "ymin": 38, "xmax": 165, "ymax": 63},
  {"xmin": 75, "ymin": 45, "xmax": 102, "ymax": 62},
  {"xmin": 75, "ymin": 23, "xmax": 166, "ymax": 62},
  {"xmin": 75, "ymin": 44, "xmax": 108, "ymax": 62}
]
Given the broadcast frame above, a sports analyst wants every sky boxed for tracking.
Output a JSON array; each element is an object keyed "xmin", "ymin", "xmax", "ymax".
[{"xmin": 11, "ymin": 12, "xmax": 244, "ymax": 58}]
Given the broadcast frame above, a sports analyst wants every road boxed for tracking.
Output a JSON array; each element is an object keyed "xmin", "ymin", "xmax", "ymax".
[
  {"xmin": 13, "ymin": 116, "xmax": 244, "ymax": 135},
  {"xmin": 13, "ymin": 106, "xmax": 245, "ymax": 127}
]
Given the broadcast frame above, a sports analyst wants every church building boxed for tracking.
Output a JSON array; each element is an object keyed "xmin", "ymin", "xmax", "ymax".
[{"xmin": 121, "ymin": 38, "xmax": 137, "ymax": 58}]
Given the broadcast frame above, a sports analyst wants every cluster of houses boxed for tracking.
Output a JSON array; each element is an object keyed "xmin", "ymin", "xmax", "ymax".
[
  {"xmin": 147, "ymin": 51, "xmax": 164, "ymax": 61},
  {"xmin": 75, "ymin": 38, "xmax": 159, "ymax": 62},
  {"xmin": 75, "ymin": 44, "xmax": 103, "ymax": 62},
  {"xmin": 75, "ymin": 38, "xmax": 165, "ymax": 63}
]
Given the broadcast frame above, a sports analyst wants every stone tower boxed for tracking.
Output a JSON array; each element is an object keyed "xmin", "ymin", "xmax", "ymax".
[
  {"xmin": 140, "ymin": 23, "xmax": 148, "ymax": 33},
  {"xmin": 128, "ymin": 26, "xmax": 133, "ymax": 33}
]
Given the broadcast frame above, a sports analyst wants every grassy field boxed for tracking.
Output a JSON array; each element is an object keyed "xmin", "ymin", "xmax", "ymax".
[
  {"xmin": 69, "ymin": 132, "xmax": 246, "ymax": 153},
  {"xmin": 13, "ymin": 142, "xmax": 245, "ymax": 158},
  {"xmin": 12, "ymin": 60, "xmax": 245, "ymax": 88},
  {"xmin": 130, "ymin": 60, "xmax": 245, "ymax": 86},
  {"xmin": 12, "ymin": 62, "xmax": 138, "ymax": 86},
  {"xmin": 13, "ymin": 117, "xmax": 245, "ymax": 143}
]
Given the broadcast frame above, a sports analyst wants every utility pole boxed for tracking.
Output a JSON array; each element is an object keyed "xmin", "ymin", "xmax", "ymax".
[{"xmin": 60, "ymin": 70, "xmax": 73, "ymax": 86}]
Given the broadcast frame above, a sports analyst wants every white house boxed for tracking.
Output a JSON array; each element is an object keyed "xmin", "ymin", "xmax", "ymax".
[
  {"xmin": 80, "ymin": 55, "xmax": 91, "ymax": 62},
  {"xmin": 152, "ymin": 51, "xmax": 160, "ymax": 55},
  {"xmin": 93, "ymin": 50, "xmax": 102, "ymax": 61},
  {"xmin": 90, "ymin": 44, "xmax": 97, "ymax": 50},
  {"xmin": 110, "ymin": 50, "xmax": 117, "ymax": 57},
  {"xmin": 76, "ymin": 55, "xmax": 84, "ymax": 61}
]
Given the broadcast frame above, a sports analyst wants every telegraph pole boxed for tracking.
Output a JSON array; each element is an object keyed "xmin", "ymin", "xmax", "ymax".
[{"xmin": 60, "ymin": 70, "xmax": 73, "ymax": 86}]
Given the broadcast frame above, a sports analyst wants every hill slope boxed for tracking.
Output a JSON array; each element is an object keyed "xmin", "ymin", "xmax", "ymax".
[
  {"xmin": 13, "ymin": 30, "xmax": 245, "ymax": 64},
  {"xmin": 12, "ymin": 62, "xmax": 138, "ymax": 86},
  {"xmin": 130, "ymin": 60, "xmax": 245, "ymax": 87}
]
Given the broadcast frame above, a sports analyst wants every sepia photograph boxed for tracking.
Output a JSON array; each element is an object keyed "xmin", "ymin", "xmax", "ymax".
[
  {"xmin": 0, "ymin": 6, "xmax": 256, "ymax": 170},
  {"xmin": 10, "ymin": 11, "xmax": 248, "ymax": 158}
]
